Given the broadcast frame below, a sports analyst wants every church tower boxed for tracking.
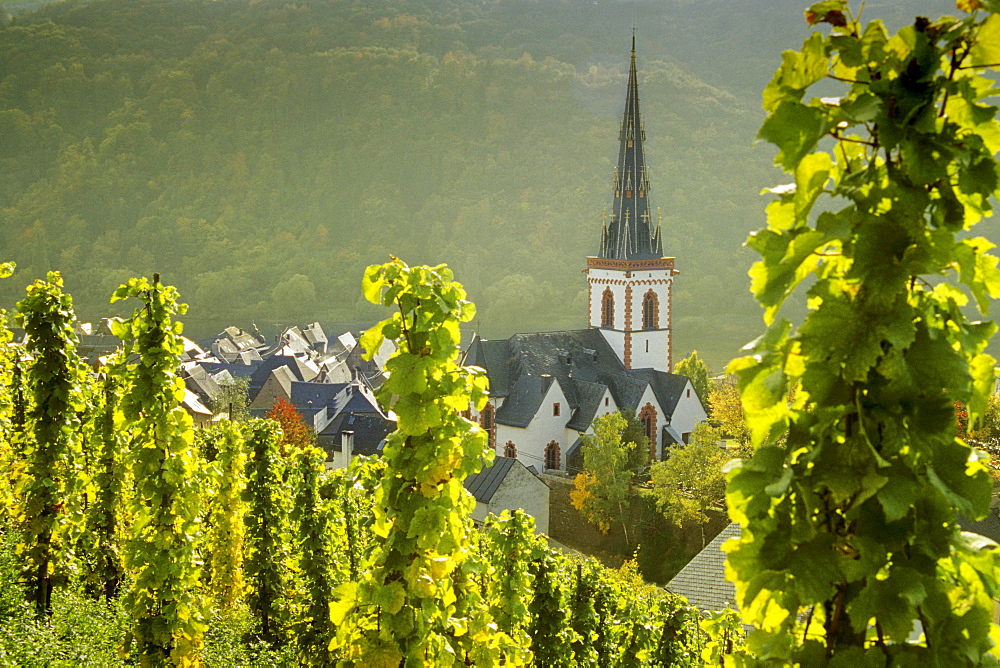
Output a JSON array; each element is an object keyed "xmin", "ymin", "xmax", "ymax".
[{"xmin": 586, "ymin": 36, "xmax": 677, "ymax": 372}]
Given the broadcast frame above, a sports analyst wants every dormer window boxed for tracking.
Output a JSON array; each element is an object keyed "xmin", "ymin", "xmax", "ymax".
[{"xmin": 553, "ymin": 402, "xmax": 560, "ymax": 417}]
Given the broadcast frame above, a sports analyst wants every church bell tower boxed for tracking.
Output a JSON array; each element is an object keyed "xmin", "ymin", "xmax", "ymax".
[{"xmin": 586, "ymin": 36, "xmax": 677, "ymax": 372}]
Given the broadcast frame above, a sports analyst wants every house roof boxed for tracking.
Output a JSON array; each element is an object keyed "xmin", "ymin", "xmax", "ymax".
[
  {"xmin": 495, "ymin": 374, "xmax": 555, "ymax": 428},
  {"xmin": 466, "ymin": 328, "xmax": 691, "ymax": 431},
  {"xmin": 665, "ymin": 522, "xmax": 741, "ymax": 612},
  {"xmin": 319, "ymin": 412, "xmax": 394, "ymax": 457},
  {"xmin": 958, "ymin": 506, "xmax": 1000, "ymax": 543},
  {"xmin": 464, "ymin": 456, "xmax": 516, "ymax": 504},
  {"xmin": 566, "ymin": 379, "xmax": 607, "ymax": 431},
  {"xmin": 668, "ymin": 511, "xmax": 1000, "ymax": 615}
]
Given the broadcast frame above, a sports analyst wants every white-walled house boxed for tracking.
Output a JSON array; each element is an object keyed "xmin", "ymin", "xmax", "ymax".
[
  {"xmin": 464, "ymin": 328, "xmax": 707, "ymax": 472},
  {"xmin": 465, "ymin": 456, "xmax": 550, "ymax": 535}
]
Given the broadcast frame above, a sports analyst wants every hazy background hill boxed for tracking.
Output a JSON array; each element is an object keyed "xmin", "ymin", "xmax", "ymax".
[{"xmin": 0, "ymin": 0, "xmax": 974, "ymax": 369}]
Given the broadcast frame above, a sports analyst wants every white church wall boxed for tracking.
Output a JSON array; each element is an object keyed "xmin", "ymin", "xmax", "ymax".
[
  {"xmin": 669, "ymin": 379, "xmax": 708, "ymax": 440},
  {"xmin": 494, "ymin": 380, "xmax": 570, "ymax": 471}
]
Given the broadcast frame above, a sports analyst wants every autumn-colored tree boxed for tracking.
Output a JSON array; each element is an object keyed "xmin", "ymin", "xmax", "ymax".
[
  {"xmin": 570, "ymin": 413, "xmax": 636, "ymax": 545},
  {"xmin": 266, "ymin": 397, "xmax": 313, "ymax": 455},
  {"xmin": 707, "ymin": 377, "xmax": 752, "ymax": 457},
  {"xmin": 648, "ymin": 422, "xmax": 728, "ymax": 544}
]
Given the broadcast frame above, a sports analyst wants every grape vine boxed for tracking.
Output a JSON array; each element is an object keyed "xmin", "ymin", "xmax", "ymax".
[
  {"xmin": 14, "ymin": 271, "xmax": 87, "ymax": 616},
  {"xmin": 112, "ymin": 275, "xmax": 206, "ymax": 665},
  {"xmin": 727, "ymin": 2, "xmax": 1000, "ymax": 662},
  {"xmin": 331, "ymin": 258, "xmax": 495, "ymax": 665}
]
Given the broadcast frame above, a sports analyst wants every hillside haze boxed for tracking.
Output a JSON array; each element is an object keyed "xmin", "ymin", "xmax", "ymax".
[{"xmin": 0, "ymin": 0, "xmax": 976, "ymax": 369}]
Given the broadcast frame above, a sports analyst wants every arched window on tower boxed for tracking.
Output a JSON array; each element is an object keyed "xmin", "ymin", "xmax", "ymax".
[
  {"xmin": 642, "ymin": 290, "xmax": 658, "ymax": 330},
  {"xmin": 601, "ymin": 288, "xmax": 615, "ymax": 328},
  {"xmin": 544, "ymin": 441, "xmax": 561, "ymax": 471},
  {"xmin": 504, "ymin": 441, "xmax": 517, "ymax": 459}
]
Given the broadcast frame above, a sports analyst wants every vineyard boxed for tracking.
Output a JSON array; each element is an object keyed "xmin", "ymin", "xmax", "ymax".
[
  {"xmin": 0, "ymin": 261, "xmax": 743, "ymax": 665},
  {"xmin": 6, "ymin": 0, "xmax": 1000, "ymax": 665}
]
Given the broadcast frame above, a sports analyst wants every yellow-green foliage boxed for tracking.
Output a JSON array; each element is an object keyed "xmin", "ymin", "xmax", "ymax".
[
  {"xmin": 727, "ymin": 1, "xmax": 1000, "ymax": 662},
  {"xmin": 112, "ymin": 276, "xmax": 206, "ymax": 666},
  {"xmin": 331, "ymin": 258, "xmax": 498, "ymax": 666},
  {"xmin": 207, "ymin": 421, "xmax": 248, "ymax": 612}
]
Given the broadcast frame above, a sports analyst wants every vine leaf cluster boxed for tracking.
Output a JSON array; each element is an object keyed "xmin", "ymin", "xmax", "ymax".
[
  {"xmin": 331, "ymin": 258, "xmax": 498, "ymax": 665},
  {"xmin": 727, "ymin": 1, "xmax": 1000, "ymax": 663}
]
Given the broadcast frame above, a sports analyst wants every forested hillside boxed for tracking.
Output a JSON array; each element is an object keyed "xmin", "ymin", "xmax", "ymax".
[{"xmin": 0, "ymin": 0, "xmax": 967, "ymax": 367}]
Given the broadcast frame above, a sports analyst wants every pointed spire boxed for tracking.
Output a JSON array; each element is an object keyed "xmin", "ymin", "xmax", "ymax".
[{"xmin": 599, "ymin": 35, "xmax": 663, "ymax": 261}]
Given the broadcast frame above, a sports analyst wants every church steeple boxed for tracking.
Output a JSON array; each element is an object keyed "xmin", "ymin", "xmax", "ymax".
[
  {"xmin": 599, "ymin": 37, "xmax": 663, "ymax": 261},
  {"xmin": 586, "ymin": 34, "xmax": 676, "ymax": 372}
]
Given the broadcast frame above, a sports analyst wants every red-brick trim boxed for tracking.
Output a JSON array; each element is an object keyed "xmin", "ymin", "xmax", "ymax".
[
  {"xmin": 601, "ymin": 288, "xmax": 615, "ymax": 328},
  {"xmin": 480, "ymin": 402, "xmax": 496, "ymax": 451},
  {"xmin": 586, "ymin": 256, "xmax": 676, "ymax": 270},
  {"xmin": 624, "ymin": 284, "xmax": 633, "ymax": 331},
  {"xmin": 642, "ymin": 288, "xmax": 659, "ymax": 329},
  {"xmin": 666, "ymin": 279, "xmax": 673, "ymax": 370},
  {"xmin": 639, "ymin": 402, "xmax": 658, "ymax": 461},
  {"xmin": 544, "ymin": 440, "xmax": 561, "ymax": 470}
]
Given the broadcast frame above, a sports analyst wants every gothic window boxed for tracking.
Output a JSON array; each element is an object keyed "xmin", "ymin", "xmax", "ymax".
[
  {"xmin": 642, "ymin": 290, "xmax": 658, "ymax": 330},
  {"xmin": 544, "ymin": 441, "xmax": 561, "ymax": 470},
  {"xmin": 639, "ymin": 403, "xmax": 658, "ymax": 461},
  {"xmin": 601, "ymin": 288, "xmax": 614, "ymax": 328},
  {"xmin": 480, "ymin": 403, "xmax": 495, "ymax": 451},
  {"xmin": 504, "ymin": 441, "xmax": 517, "ymax": 458}
]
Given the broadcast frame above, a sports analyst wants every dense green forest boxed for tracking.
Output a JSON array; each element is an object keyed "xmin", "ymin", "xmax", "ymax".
[{"xmin": 0, "ymin": 0, "xmax": 969, "ymax": 367}]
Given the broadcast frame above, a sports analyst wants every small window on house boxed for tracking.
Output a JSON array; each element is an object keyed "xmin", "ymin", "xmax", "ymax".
[
  {"xmin": 686, "ymin": 389, "xmax": 690, "ymax": 398},
  {"xmin": 646, "ymin": 340, "xmax": 649, "ymax": 353},
  {"xmin": 553, "ymin": 402, "xmax": 560, "ymax": 417},
  {"xmin": 682, "ymin": 432, "xmax": 691, "ymax": 445},
  {"xmin": 604, "ymin": 397, "xmax": 609, "ymax": 407}
]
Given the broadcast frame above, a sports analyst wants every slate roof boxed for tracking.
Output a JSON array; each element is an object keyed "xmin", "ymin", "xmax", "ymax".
[
  {"xmin": 464, "ymin": 456, "xmax": 516, "ymax": 504},
  {"xmin": 319, "ymin": 412, "xmax": 394, "ymax": 457},
  {"xmin": 666, "ymin": 522, "xmax": 741, "ymax": 613},
  {"xmin": 465, "ymin": 328, "xmax": 690, "ymax": 431},
  {"xmin": 668, "ymin": 511, "xmax": 1000, "ymax": 615},
  {"xmin": 288, "ymin": 381, "xmax": 349, "ymax": 421},
  {"xmin": 566, "ymin": 380, "xmax": 607, "ymax": 431},
  {"xmin": 598, "ymin": 38, "xmax": 663, "ymax": 261},
  {"xmin": 958, "ymin": 506, "xmax": 1000, "ymax": 543},
  {"xmin": 494, "ymin": 375, "xmax": 555, "ymax": 428}
]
